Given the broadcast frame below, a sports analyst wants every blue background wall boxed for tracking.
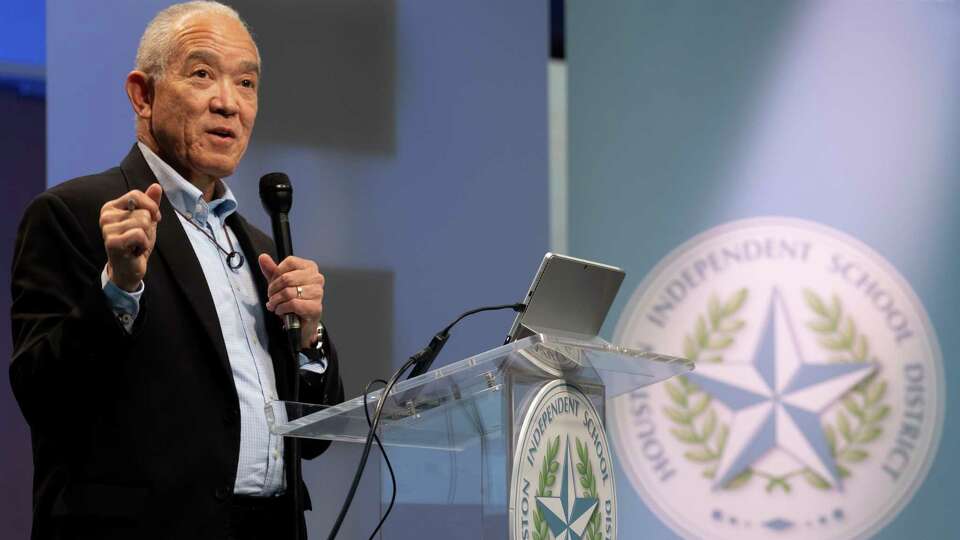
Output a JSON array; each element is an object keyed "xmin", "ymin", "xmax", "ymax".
[
  {"xmin": 0, "ymin": 0, "xmax": 44, "ymax": 67},
  {"xmin": 567, "ymin": 0, "xmax": 958, "ymax": 538}
]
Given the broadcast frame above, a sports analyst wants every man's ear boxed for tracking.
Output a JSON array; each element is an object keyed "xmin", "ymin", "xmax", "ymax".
[{"xmin": 125, "ymin": 70, "xmax": 153, "ymax": 119}]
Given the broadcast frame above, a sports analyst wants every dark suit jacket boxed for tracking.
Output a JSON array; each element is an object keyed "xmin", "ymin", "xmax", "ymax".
[{"xmin": 10, "ymin": 145, "xmax": 344, "ymax": 539}]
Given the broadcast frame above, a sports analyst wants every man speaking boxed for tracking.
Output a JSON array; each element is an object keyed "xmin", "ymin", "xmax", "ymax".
[{"xmin": 9, "ymin": 2, "xmax": 343, "ymax": 539}]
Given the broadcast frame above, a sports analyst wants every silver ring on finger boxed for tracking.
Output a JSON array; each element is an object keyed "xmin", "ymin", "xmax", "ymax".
[{"xmin": 296, "ymin": 286, "xmax": 304, "ymax": 299}]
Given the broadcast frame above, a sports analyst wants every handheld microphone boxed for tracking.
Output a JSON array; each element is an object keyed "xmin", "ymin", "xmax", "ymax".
[
  {"xmin": 259, "ymin": 172, "xmax": 306, "ymax": 540},
  {"xmin": 259, "ymin": 172, "xmax": 301, "ymax": 353}
]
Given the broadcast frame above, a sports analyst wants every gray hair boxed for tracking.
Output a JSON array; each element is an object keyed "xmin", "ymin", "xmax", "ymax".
[{"xmin": 135, "ymin": 1, "xmax": 260, "ymax": 78}]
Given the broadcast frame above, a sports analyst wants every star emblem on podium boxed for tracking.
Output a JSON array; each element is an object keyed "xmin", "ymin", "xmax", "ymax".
[
  {"xmin": 687, "ymin": 289, "xmax": 877, "ymax": 489},
  {"xmin": 535, "ymin": 436, "xmax": 599, "ymax": 540}
]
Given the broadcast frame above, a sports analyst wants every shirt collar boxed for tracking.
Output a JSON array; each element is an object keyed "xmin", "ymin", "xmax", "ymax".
[{"xmin": 137, "ymin": 142, "xmax": 238, "ymax": 227}]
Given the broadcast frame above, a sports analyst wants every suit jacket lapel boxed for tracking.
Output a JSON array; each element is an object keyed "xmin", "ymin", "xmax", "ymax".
[{"xmin": 118, "ymin": 145, "xmax": 233, "ymax": 381}]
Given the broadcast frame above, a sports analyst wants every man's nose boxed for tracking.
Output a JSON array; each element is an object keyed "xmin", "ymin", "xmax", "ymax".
[{"xmin": 210, "ymin": 81, "xmax": 239, "ymax": 116}]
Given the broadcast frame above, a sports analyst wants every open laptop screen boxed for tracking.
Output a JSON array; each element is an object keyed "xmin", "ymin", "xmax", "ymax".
[{"xmin": 505, "ymin": 253, "xmax": 625, "ymax": 343}]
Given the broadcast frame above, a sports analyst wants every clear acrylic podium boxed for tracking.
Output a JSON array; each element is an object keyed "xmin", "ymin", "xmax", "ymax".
[{"xmin": 267, "ymin": 333, "xmax": 692, "ymax": 538}]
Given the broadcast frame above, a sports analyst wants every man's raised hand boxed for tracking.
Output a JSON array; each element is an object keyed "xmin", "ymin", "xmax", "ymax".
[{"xmin": 100, "ymin": 183, "xmax": 163, "ymax": 292}]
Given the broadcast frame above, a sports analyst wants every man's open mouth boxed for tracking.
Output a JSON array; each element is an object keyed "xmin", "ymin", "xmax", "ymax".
[{"xmin": 208, "ymin": 128, "xmax": 236, "ymax": 139}]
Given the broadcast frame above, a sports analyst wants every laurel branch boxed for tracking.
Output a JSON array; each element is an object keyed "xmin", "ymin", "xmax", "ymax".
[
  {"xmin": 663, "ymin": 288, "xmax": 746, "ymax": 485},
  {"xmin": 575, "ymin": 438, "xmax": 602, "ymax": 540},
  {"xmin": 804, "ymin": 289, "xmax": 890, "ymax": 488},
  {"xmin": 532, "ymin": 435, "xmax": 560, "ymax": 540},
  {"xmin": 682, "ymin": 288, "xmax": 748, "ymax": 364}
]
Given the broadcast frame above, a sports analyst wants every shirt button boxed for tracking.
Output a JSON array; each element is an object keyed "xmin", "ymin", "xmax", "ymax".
[{"xmin": 214, "ymin": 485, "xmax": 231, "ymax": 501}]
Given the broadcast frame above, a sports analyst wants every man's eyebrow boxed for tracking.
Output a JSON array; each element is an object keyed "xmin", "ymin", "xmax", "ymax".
[
  {"xmin": 238, "ymin": 60, "xmax": 260, "ymax": 76},
  {"xmin": 183, "ymin": 50, "xmax": 260, "ymax": 75}
]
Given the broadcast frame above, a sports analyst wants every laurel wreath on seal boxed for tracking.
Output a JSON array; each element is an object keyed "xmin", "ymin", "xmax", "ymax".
[
  {"xmin": 662, "ymin": 289, "xmax": 745, "ymax": 486},
  {"xmin": 533, "ymin": 435, "xmax": 560, "ymax": 540},
  {"xmin": 661, "ymin": 288, "xmax": 891, "ymax": 493},
  {"xmin": 803, "ymin": 289, "xmax": 890, "ymax": 488},
  {"xmin": 575, "ymin": 438, "xmax": 603, "ymax": 540}
]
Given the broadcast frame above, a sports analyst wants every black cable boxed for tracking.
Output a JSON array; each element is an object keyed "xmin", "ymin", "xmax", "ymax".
[
  {"xmin": 325, "ymin": 302, "xmax": 524, "ymax": 540},
  {"xmin": 363, "ymin": 379, "xmax": 396, "ymax": 540},
  {"xmin": 439, "ymin": 303, "xmax": 525, "ymax": 335},
  {"xmin": 326, "ymin": 355, "xmax": 417, "ymax": 540},
  {"xmin": 406, "ymin": 303, "xmax": 525, "ymax": 380},
  {"xmin": 290, "ymin": 349, "xmax": 303, "ymax": 540}
]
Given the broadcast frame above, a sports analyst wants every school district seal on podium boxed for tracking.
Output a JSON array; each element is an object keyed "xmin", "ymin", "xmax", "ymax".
[
  {"xmin": 611, "ymin": 217, "xmax": 944, "ymax": 540},
  {"xmin": 510, "ymin": 380, "xmax": 617, "ymax": 540}
]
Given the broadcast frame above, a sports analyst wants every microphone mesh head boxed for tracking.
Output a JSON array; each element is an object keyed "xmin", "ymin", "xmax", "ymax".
[{"xmin": 259, "ymin": 172, "xmax": 293, "ymax": 214}]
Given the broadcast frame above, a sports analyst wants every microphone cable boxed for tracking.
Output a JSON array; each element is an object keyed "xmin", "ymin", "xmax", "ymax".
[
  {"xmin": 363, "ymin": 379, "xmax": 396, "ymax": 540},
  {"xmin": 325, "ymin": 302, "xmax": 524, "ymax": 540},
  {"xmin": 290, "ymin": 343, "xmax": 304, "ymax": 540},
  {"xmin": 405, "ymin": 303, "xmax": 526, "ymax": 380}
]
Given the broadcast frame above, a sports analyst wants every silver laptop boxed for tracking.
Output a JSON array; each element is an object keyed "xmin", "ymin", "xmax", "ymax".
[{"xmin": 505, "ymin": 253, "xmax": 625, "ymax": 343}]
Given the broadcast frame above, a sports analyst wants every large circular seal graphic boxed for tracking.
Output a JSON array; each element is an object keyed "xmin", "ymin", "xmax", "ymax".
[
  {"xmin": 510, "ymin": 380, "xmax": 618, "ymax": 540},
  {"xmin": 611, "ymin": 217, "xmax": 944, "ymax": 540}
]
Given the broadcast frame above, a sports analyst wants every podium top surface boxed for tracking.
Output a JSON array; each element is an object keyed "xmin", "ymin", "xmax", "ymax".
[{"xmin": 268, "ymin": 333, "xmax": 693, "ymax": 449}]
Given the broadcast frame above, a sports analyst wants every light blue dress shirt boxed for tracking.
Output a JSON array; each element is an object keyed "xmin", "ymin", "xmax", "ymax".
[{"xmin": 101, "ymin": 142, "xmax": 326, "ymax": 496}]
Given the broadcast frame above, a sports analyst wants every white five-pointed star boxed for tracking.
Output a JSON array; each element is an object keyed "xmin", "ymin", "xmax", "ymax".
[{"xmin": 687, "ymin": 289, "xmax": 877, "ymax": 489}]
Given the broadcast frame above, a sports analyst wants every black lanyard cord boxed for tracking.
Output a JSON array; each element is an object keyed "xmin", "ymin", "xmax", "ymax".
[{"xmin": 172, "ymin": 206, "xmax": 245, "ymax": 270}]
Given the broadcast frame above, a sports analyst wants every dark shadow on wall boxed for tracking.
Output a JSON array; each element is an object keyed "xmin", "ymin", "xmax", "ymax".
[
  {"xmin": 0, "ymin": 86, "xmax": 45, "ymax": 538},
  {"xmin": 320, "ymin": 267, "xmax": 394, "ymax": 397},
  {"xmin": 234, "ymin": 0, "xmax": 396, "ymax": 155}
]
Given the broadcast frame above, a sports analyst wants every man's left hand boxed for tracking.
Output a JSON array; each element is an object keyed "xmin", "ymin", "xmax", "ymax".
[{"xmin": 258, "ymin": 254, "xmax": 325, "ymax": 350}]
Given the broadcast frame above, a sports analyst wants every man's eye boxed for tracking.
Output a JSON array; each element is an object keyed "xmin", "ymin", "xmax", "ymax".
[
  {"xmin": 240, "ymin": 79, "xmax": 255, "ymax": 88},
  {"xmin": 193, "ymin": 69, "xmax": 209, "ymax": 78}
]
